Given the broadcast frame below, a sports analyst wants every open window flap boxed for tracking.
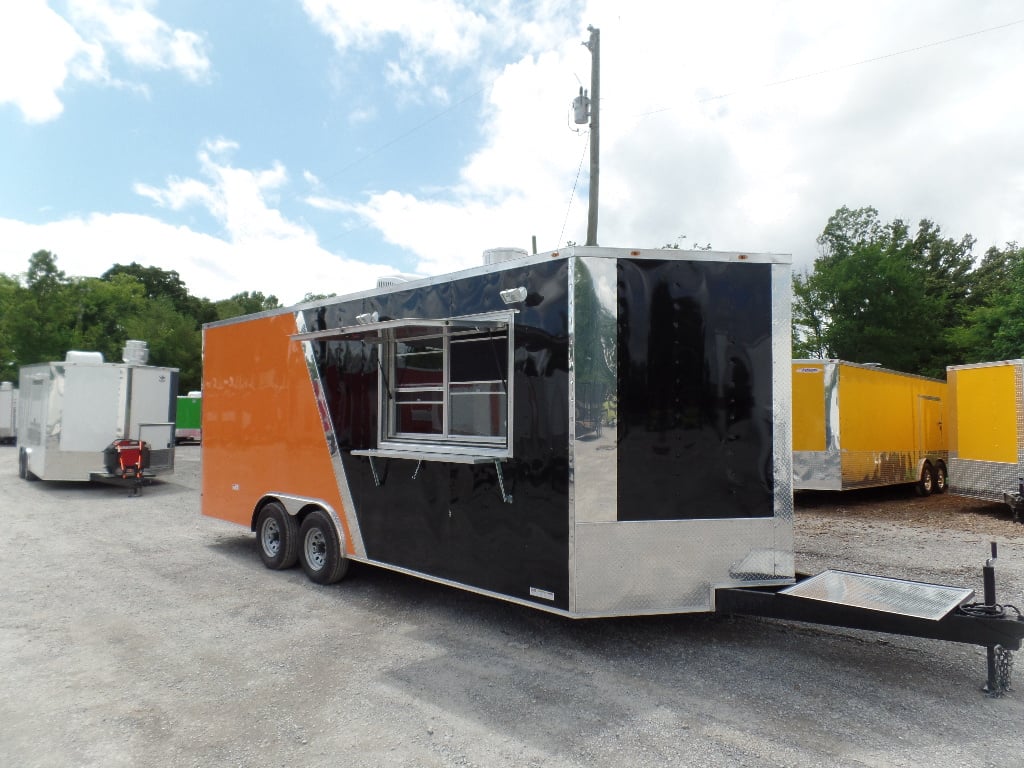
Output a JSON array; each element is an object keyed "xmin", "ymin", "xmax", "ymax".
[{"xmin": 291, "ymin": 315, "xmax": 510, "ymax": 344}]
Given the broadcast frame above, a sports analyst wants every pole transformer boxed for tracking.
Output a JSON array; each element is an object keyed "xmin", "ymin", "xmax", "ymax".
[{"xmin": 584, "ymin": 25, "xmax": 600, "ymax": 246}]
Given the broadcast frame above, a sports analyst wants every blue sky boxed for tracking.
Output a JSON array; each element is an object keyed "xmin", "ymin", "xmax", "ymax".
[{"xmin": 1, "ymin": 1, "xmax": 1023, "ymax": 305}]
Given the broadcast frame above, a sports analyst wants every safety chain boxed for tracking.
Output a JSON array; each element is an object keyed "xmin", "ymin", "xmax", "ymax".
[{"xmin": 988, "ymin": 646, "xmax": 1014, "ymax": 697}]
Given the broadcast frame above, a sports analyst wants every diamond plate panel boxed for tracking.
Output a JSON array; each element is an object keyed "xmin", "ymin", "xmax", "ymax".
[
  {"xmin": 574, "ymin": 518, "xmax": 792, "ymax": 616},
  {"xmin": 781, "ymin": 570, "xmax": 973, "ymax": 621}
]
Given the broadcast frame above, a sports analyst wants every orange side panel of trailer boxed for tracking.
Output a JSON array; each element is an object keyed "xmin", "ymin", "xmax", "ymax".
[{"xmin": 201, "ymin": 314, "xmax": 352, "ymax": 550}]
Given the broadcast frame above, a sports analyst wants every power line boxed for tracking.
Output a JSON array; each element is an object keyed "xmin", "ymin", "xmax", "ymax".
[
  {"xmin": 635, "ymin": 18, "xmax": 1024, "ymax": 117},
  {"xmin": 320, "ymin": 84, "xmax": 488, "ymax": 183},
  {"xmin": 558, "ymin": 134, "xmax": 589, "ymax": 248}
]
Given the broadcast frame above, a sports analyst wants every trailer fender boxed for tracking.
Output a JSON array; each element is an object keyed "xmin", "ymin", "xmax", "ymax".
[{"xmin": 251, "ymin": 493, "xmax": 349, "ymax": 558}]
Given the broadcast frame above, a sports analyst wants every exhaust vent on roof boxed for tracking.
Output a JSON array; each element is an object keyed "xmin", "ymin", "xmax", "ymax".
[{"xmin": 122, "ymin": 340, "xmax": 149, "ymax": 365}]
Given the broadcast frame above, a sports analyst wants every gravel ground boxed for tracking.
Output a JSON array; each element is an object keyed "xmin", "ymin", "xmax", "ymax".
[{"xmin": 2, "ymin": 445, "xmax": 1024, "ymax": 768}]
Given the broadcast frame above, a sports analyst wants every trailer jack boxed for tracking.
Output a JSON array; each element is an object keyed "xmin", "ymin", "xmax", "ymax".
[{"xmin": 716, "ymin": 543, "xmax": 1024, "ymax": 695}]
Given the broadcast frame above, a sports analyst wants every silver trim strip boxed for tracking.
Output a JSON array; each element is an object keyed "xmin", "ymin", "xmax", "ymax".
[{"xmin": 295, "ymin": 311, "xmax": 367, "ymax": 558}]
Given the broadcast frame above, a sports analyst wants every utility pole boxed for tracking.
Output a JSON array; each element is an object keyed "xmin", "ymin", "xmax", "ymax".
[{"xmin": 584, "ymin": 25, "xmax": 600, "ymax": 246}]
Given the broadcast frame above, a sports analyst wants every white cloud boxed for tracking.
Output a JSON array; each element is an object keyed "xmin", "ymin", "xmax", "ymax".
[
  {"xmin": 0, "ymin": 0, "xmax": 209, "ymax": 124},
  {"xmin": 302, "ymin": 0, "xmax": 488, "ymax": 63},
  {"xmin": 0, "ymin": 0, "xmax": 105, "ymax": 122},
  {"xmin": 336, "ymin": 189, "xmax": 579, "ymax": 276},
  {"xmin": 302, "ymin": 0, "xmax": 581, "ymax": 99},
  {"xmin": 324, "ymin": 1, "xmax": 1024, "ymax": 275},
  {"xmin": 68, "ymin": 0, "xmax": 210, "ymax": 81},
  {"xmin": 0, "ymin": 143, "xmax": 394, "ymax": 304},
  {"xmin": 347, "ymin": 106, "xmax": 378, "ymax": 125}
]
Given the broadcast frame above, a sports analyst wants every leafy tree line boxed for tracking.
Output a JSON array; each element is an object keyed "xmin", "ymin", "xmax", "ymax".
[
  {"xmin": 0, "ymin": 250, "xmax": 281, "ymax": 392},
  {"xmin": 3, "ymin": 216, "xmax": 1021, "ymax": 392},
  {"xmin": 794, "ymin": 206, "xmax": 1024, "ymax": 378}
]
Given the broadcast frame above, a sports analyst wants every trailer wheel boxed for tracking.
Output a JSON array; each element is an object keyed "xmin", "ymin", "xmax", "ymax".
[
  {"xmin": 299, "ymin": 510, "xmax": 349, "ymax": 585},
  {"xmin": 18, "ymin": 449, "xmax": 35, "ymax": 481},
  {"xmin": 915, "ymin": 463, "xmax": 935, "ymax": 496},
  {"xmin": 256, "ymin": 502, "xmax": 299, "ymax": 570},
  {"xmin": 933, "ymin": 463, "xmax": 948, "ymax": 494}
]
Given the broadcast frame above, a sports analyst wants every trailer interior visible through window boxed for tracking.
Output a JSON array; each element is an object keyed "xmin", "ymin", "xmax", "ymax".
[
  {"xmin": 293, "ymin": 311, "xmax": 515, "ymax": 462},
  {"xmin": 383, "ymin": 323, "xmax": 511, "ymax": 453}
]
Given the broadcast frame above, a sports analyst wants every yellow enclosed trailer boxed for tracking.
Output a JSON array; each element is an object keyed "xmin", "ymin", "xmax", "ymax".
[
  {"xmin": 792, "ymin": 360, "xmax": 947, "ymax": 494},
  {"xmin": 947, "ymin": 359, "xmax": 1024, "ymax": 520}
]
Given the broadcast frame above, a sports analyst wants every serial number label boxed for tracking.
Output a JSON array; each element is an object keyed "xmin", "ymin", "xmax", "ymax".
[{"xmin": 529, "ymin": 587, "xmax": 555, "ymax": 601}]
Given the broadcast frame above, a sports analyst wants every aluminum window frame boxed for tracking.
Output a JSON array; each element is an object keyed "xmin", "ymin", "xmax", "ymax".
[{"xmin": 377, "ymin": 311, "xmax": 515, "ymax": 459}]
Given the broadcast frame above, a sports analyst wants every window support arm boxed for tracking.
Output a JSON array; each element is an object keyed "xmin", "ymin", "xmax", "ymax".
[
  {"xmin": 494, "ymin": 460, "xmax": 513, "ymax": 504},
  {"xmin": 354, "ymin": 450, "xmax": 512, "ymax": 503}
]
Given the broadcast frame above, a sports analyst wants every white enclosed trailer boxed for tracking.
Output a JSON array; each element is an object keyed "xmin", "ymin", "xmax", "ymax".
[
  {"xmin": 16, "ymin": 342, "xmax": 177, "ymax": 484},
  {"xmin": 0, "ymin": 381, "xmax": 16, "ymax": 444}
]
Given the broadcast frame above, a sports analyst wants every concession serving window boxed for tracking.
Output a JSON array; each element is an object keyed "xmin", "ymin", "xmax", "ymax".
[{"xmin": 294, "ymin": 312, "xmax": 515, "ymax": 464}]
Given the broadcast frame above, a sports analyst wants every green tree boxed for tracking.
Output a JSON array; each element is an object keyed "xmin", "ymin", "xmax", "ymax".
[
  {"xmin": 793, "ymin": 207, "xmax": 976, "ymax": 377},
  {"xmin": 301, "ymin": 292, "xmax": 337, "ymax": 302},
  {"xmin": 122, "ymin": 296, "xmax": 204, "ymax": 391},
  {"xmin": 65, "ymin": 275, "xmax": 149, "ymax": 362},
  {"xmin": 215, "ymin": 291, "xmax": 280, "ymax": 320},
  {"xmin": 5, "ymin": 250, "xmax": 77, "ymax": 364},
  {"xmin": 0, "ymin": 274, "xmax": 21, "ymax": 381},
  {"xmin": 950, "ymin": 243, "xmax": 1024, "ymax": 361},
  {"xmin": 102, "ymin": 262, "xmax": 218, "ymax": 326}
]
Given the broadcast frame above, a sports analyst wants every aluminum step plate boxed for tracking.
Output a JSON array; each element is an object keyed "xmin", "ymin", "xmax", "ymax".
[{"xmin": 780, "ymin": 570, "xmax": 974, "ymax": 621}]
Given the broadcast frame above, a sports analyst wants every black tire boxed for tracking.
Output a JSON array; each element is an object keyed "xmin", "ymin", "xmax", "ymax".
[
  {"xmin": 298, "ymin": 510, "xmax": 349, "ymax": 585},
  {"xmin": 933, "ymin": 463, "xmax": 948, "ymax": 494},
  {"xmin": 915, "ymin": 463, "xmax": 935, "ymax": 497},
  {"xmin": 255, "ymin": 501, "xmax": 299, "ymax": 570},
  {"xmin": 18, "ymin": 449, "xmax": 36, "ymax": 481}
]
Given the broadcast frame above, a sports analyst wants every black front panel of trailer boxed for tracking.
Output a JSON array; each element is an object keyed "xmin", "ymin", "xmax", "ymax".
[
  {"xmin": 617, "ymin": 259, "xmax": 774, "ymax": 520},
  {"xmin": 303, "ymin": 259, "xmax": 571, "ymax": 609}
]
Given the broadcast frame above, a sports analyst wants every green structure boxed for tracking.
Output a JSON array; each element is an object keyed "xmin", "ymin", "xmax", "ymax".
[{"xmin": 175, "ymin": 392, "xmax": 202, "ymax": 443}]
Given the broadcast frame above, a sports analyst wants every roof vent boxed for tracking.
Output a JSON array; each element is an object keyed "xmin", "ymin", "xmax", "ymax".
[
  {"xmin": 65, "ymin": 351, "xmax": 105, "ymax": 365},
  {"xmin": 376, "ymin": 273, "xmax": 423, "ymax": 288},
  {"xmin": 483, "ymin": 247, "xmax": 529, "ymax": 265}
]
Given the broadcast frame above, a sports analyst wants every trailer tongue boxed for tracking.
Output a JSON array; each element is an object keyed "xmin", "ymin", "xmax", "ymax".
[{"xmin": 717, "ymin": 544, "xmax": 1024, "ymax": 695}]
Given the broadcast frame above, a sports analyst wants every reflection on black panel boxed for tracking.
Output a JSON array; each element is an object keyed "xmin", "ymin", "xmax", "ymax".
[
  {"xmin": 617, "ymin": 259, "xmax": 774, "ymax": 520},
  {"xmin": 301, "ymin": 258, "xmax": 572, "ymax": 609}
]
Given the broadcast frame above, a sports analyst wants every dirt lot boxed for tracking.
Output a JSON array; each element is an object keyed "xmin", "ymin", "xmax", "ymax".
[{"xmin": 2, "ymin": 445, "xmax": 1024, "ymax": 768}]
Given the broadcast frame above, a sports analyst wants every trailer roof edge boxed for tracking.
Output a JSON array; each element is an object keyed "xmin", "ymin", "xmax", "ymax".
[{"xmin": 203, "ymin": 246, "xmax": 791, "ymax": 330}]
